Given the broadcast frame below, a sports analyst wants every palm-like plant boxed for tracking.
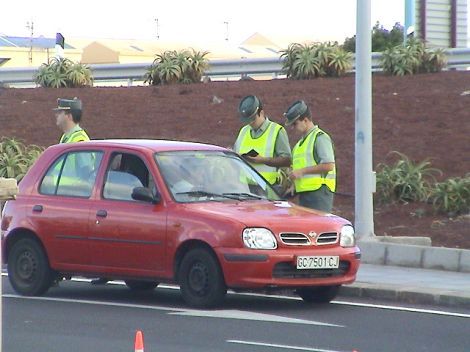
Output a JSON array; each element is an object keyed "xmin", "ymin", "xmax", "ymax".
[
  {"xmin": 34, "ymin": 58, "xmax": 93, "ymax": 88},
  {"xmin": 292, "ymin": 44, "xmax": 322, "ymax": 79},
  {"xmin": 0, "ymin": 138, "xmax": 44, "ymax": 181},
  {"xmin": 158, "ymin": 57, "xmax": 182, "ymax": 84},
  {"xmin": 327, "ymin": 47, "xmax": 353, "ymax": 77},
  {"xmin": 188, "ymin": 49, "xmax": 209, "ymax": 82},
  {"xmin": 67, "ymin": 63, "xmax": 93, "ymax": 87},
  {"xmin": 145, "ymin": 49, "xmax": 210, "ymax": 85}
]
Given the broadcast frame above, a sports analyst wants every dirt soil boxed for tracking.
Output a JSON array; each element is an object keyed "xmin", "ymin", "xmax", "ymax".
[{"xmin": 1, "ymin": 71, "xmax": 469, "ymax": 248}]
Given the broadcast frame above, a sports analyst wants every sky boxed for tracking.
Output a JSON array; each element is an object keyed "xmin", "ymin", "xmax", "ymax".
[{"xmin": 0, "ymin": 0, "xmax": 468, "ymax": 45}]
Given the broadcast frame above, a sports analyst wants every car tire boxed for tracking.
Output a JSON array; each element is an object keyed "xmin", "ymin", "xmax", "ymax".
[
  {"xmin": 124, "ymin": 280, "xmax": 159, "ymax": 291},
  {"xmin": 178, "ymin": 248, "xmax": 226, "ymax": 308},
  {"xmin": 296, "ymin": 285, "xmax": 340, "ymax": 304},
  {"xmin": 8, "ymin": 238, "xmax": 55, "ymax": 296}
]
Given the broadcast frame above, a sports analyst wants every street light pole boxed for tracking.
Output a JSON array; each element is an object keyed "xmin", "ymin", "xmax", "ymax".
[{"xmin": 355, "ymin": 0, "xmax": 375, "ymax": 240}]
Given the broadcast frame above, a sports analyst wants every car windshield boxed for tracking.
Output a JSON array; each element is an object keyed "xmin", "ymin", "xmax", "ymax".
[{"xmin": 154, "ymin": 150, "xmax": 281, "ymax": 203}]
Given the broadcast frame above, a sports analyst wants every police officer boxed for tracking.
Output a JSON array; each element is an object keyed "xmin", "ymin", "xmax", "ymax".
[
  {"xmin": 53, "ymin": 98, "xmax": 89, "ymax": 143},
  {"xmin": 234, "ymin": 95, "xmax": 291, "ymax": 185},
  {"xmin": 284, "ymin": 100, "xmax": 336, "ymax": 212}
]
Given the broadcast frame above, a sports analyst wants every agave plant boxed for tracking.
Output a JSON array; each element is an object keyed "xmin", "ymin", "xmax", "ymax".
[
  {"xmin": 326, "ymin": 47, "xmax": 353, "ymax": 77},
  {"xmin": 280, "ymin": 43, "xmax": 303, "ymax": 77},
  {"xmin": 188, "ymin": 49, "xmax": 209, "ymax": 82},
  {"xmin": 67, "ymin": 63, "xmax": 93, "ymax": 87},
  {"xmin": 145, "ymin": 49, "xmax": 209, "ymax": 85},
  {"xmin": 291, "ymin": 44, "xmax": 322, "ymax": 79},
  {"xmin": 0, "ymin": 138, "xmax": 44, "ymax": 181},
  {"xmin": 375, "ymin": 151, "xmax": 442, "ymax": 204},
  {"xmin": 430, "ymin": 175, "xmax": 470, "ymax": 215},
  {"xmin": 34, "ymin": 57, "xmax": 93, "ymax": 88}
]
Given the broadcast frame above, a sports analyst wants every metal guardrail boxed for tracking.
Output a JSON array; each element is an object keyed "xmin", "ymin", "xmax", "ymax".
[{"xmin": 1, "ymin": 48, "xmax": 469, "ymax": 85}]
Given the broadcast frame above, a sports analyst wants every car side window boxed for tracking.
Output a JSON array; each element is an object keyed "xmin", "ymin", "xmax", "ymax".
[
  {"xmin": 39, "ymin": 151, "xmax": 103, "ymax": 198},
  {"xmin": 102, "ymin": 153, "xmax": 156, "ymax": 202}
]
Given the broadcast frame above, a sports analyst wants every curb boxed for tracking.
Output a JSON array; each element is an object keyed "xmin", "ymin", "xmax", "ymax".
[
  {"xmin": 358, "ymin": 241, "xmax": 470, "ymax": 272},
  {"xmin": 340, "ymin": 283, "xmax": 470, "ymax": 309}
]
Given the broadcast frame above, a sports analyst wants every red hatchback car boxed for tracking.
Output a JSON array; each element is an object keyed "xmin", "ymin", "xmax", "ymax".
[{"xmin": 1, "ymin": 140, "xmax": 360, "ymax": 307}]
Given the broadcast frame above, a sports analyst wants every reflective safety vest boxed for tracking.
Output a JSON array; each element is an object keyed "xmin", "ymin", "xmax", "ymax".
[
  {"xmin": 292, "ymin": 128, "xmax": 336, "ymax": 193},
  {"xmin": 59, "ymin": 129, "xmax": 90, "ymax": 144},
  {"xmin": 235, "ymin": 121, "xmax": 283, "ymax": 184}
]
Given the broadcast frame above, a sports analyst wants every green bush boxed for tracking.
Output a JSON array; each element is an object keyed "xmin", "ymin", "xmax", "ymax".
[
  {"xmin": 34, "ymin": 58, "xmax": 93, "ymax": 88},
  {"xmin": 375, "ymin": 152, "xmax": 442, "ymax": 204},
  {"xmin": 0, "ymin": 138, "xmax": 44, "ymax": 181},
  {"xmin": 343, "ymin": 22, "xmax": 404, "ymax": 53},
  {"xmin": 280, "ymin": 42, "xmax": 352, "ymax": 79},
  {"xmin": 380, "ymin": 39, "xmax": 447, "ymax": 76},
  {"xmin": 430, "ymin": 175, "xmax": 470, "ymax": 215},
  {"xmin": 144, "ymin": 49, "xmax": 209, "ymax": 85}
]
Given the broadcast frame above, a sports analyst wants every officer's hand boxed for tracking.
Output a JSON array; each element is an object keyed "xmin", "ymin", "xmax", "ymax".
[
  {"xmin": 244, "ymin": 155, "xmax": 266, "ymax": 164},
  {"xmin": 289, "ymin": 169, "xmax": 304, "ymax": 180}
]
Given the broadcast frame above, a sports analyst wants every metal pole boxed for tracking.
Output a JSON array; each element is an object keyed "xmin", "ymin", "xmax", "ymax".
[
  {"xmin": 355, "ymin": 0, "xmax": 375, "ymax": 240},
  {"xmin": 404, "ymin": 0, "xmax": 416, "ymax": 43}
]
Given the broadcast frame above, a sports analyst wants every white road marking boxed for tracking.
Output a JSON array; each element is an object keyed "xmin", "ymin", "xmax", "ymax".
[
  {"xmin": 2, "ymin": 273, "xmax": 469, "ymax": 318},
  {"xmin": 227, "ymin": 339, "xmax": 345, "ymax": 352},
  {"xmin": 169, "ymin": 310, "xmax": 343, "ymax": 327}
]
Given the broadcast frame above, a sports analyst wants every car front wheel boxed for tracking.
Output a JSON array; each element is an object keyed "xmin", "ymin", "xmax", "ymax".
[
  {"xmin": 178, "ymin": 248, "xmax": 226, "ymax": 308},
  {"xmin": 8, "ymin": 238, "xmax": 55, "ymax": 296},
  {"xmin": 296, "ymin": 285, "xmax": 341, "ymax": 303}
]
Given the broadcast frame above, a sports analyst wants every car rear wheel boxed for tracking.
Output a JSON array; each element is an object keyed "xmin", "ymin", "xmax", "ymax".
[
  {"xmin": 125, "ymin": 280, "xmax": 159, "ymax": 291},
  {"xmin": 296, "ymin": 285, "xmax": 340, "ymax": 303},
  {"xmin": 178, "ymin": 248, "xmax": 226, "ymax": 308},
  {"xmin": 8, "ymin": 238, "xmax": 55, "ymax": 296}
]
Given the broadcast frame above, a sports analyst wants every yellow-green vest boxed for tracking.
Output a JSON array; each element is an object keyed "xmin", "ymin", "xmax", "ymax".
[
  {"xmin": 60, "ymin": 129, "xmax": 90, "ymax": 144},
  {"xmin": 235, "ymin": 121, "xmax": 283, "ymax": 184},
  {"xmin": 292, "ymin": 128, "xmax": 336, "ymax": 192}
]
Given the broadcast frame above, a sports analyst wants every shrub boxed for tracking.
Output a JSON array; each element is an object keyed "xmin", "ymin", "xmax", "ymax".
[
  {"xmin": 34, "ymin": 58, "xmax": 93, "ymax": 88},
  {"xmin": 430, "ymin": 175, "xmax": 470, "ymax": 215},
  {"xmin": 343, "ymin": 22, "xmax": 404, "ymax": 53},
  {"xmin": 280, "ymin": 42, "xmax": 352, "ymax": 79},
  {"xmin": 0, "ymin": 138, "xmax": 44, "ymax": 181},
  {"xmin": 379, "ymin": 39, "xmax": 447, "ymax": 76},
  {"xmin": 375, "ymin": 152, "xmax": 442, "ymax": 204},
  {"xmin": 144, "ymin": 49, "xmax": 209, "ymax": 85}
]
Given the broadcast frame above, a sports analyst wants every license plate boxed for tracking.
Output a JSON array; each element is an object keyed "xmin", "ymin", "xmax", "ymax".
[{"xmin": 296, "ymin": 256, "xmax": 339, "ymax": 270}]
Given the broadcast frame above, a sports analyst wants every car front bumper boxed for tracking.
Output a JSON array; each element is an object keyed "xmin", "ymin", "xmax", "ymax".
[{"xmin": 218, "ymin": 246, "xmax": 361, "ymax": 289}]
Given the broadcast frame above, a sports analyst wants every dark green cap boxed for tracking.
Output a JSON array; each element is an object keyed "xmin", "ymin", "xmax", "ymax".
[
  {"xmin": 284, "ymin": 100, "xmax": 309, "ymax": 126},
  {"xmin": 238, "ymin": 95, "xmax": 261, "ymax": 124},
  {"xmin": 53, "ymin": 98, "xmax": 82, "ymax": 111}
]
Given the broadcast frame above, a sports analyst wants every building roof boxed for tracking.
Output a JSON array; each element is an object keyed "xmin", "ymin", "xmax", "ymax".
[{"xmin": 0, "ymin": 36, "xmax": 75, "ymax": 49}]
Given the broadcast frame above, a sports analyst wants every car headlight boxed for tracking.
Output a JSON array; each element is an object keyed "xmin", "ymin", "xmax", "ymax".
[
  {"xmin": 340, "ymin": 225, "xmax": 356, "ymax": 247},
  {"xmin": 242, "ymin": 228, "xmax": 277, "ymax": 249}
]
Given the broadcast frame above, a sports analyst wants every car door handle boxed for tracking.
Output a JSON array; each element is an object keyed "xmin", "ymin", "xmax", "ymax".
[
  {"xmin": 96, "ymin": 210, "xmax": 107, "ymax": 218},
  {"xmin": 32, "ymin": 205, "xmax": 43, "ymax": 213}
]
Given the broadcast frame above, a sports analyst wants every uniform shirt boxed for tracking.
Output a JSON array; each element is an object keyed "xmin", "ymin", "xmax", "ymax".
[
  {"xmin": 299, "ymin": 125, "xmax": 335, "ymax": 164},
  {"xmin": 60, "ymin": 124, "xmax": 89, "ymax": 143},
  {"xmin": 234, "ymin": 118, "xmax": 292, "ymax": 158}
]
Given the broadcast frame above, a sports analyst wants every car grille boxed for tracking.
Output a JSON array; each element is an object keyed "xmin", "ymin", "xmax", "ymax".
[
  {"xmin": 272, "ymin": 261, "xmax": 350, "ymax": 279},
  {"xmin": 316, "ymin": 232, "xmax": 338, "ymax": 245},
  {"xmin": 279, "ymin": 232, "xmax": 311, "ymax": 245}
]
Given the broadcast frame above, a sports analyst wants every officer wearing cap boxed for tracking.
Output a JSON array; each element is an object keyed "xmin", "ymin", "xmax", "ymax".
[
  {"xmin": 233, "ymin": 95, "xmax": 291, "ymax": 185},
  {"xmin": 53, "ymin": 98, "xmax": 90, "ymax": 143},
  {"xmin": 284, "ymin": 100, "xmax": 336, "ymax": 212}
]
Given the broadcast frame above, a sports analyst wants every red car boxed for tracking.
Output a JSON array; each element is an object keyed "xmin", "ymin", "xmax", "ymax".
[{"xmin": 1, "ymin": 140, "xmax": 360, "ymax": 307}]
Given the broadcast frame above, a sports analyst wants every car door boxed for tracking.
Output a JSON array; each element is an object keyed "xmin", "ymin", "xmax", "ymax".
[
  {"xmin": 88, "ymin": 151, "xmax": 167, "ymax": 276},
  {"xmin": 31, "ymin": 150, "xmax": 104, "ymax": 270}
]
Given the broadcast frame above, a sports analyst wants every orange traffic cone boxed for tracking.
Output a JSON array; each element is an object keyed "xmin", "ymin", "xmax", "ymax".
[{"xmin": 134, "ymin": 330, "xmax": 144, "ymax": 352}]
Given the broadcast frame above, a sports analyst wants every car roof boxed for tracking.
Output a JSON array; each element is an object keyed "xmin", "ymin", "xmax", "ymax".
[{"xmin": 47, "ymin": 139, "xmax": 227, "ymax": 153}]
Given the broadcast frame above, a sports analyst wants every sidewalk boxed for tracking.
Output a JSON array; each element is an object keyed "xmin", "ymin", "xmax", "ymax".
[{"xmin": 340, "ymin": 263, "xmax": 470, "ymax": 308}]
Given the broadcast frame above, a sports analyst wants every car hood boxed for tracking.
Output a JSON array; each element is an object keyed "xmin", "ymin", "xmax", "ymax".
[{"xmin": 185, "ymin": 200, "xmax": 350, "ymax": 233}]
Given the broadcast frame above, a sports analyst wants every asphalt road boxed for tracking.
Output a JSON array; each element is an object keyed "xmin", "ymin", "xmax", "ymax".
[{"xmin": 3, "ymin": 275, "xmax": 470, "ymax": 352}]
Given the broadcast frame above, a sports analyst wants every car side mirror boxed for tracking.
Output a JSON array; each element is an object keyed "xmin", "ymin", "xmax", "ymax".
[{"xmin": 132, "ymin": 187, "xmax": 160, "ymax": 204}]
